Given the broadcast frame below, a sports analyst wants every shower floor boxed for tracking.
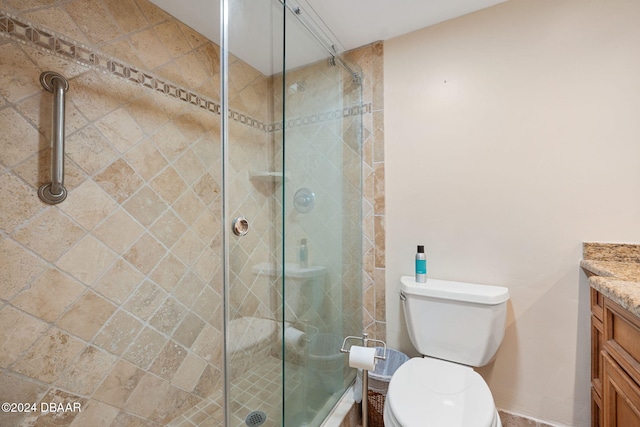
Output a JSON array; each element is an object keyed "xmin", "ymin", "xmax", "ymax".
[
  {"xmin": 170, "ymin": 355, "xmax": 339, "ymax": 426},
  {"xmin": 230, "ymin": 355, "xmax": 338, "ymax": 427},
  {"xmin": 229, "ymin": 355, "xmax": 289, "ymax": 427}
]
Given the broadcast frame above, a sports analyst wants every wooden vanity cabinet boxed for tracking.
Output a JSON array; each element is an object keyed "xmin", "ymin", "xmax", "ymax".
[{"xmin": 591, "ymin": 288, "xmax": 640, "ymax": 426}]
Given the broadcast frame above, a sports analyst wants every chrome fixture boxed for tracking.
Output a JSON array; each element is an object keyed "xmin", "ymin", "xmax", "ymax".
[
  {"xmin": 38, "ymin": 71, "xmax": 69, "ymax": 205},
  {"xmin": 232, "ymin": 216, "xmax": 249, "ymax": 236},
  {"xmin": 279, "ymin": 0, "xmax": 361, "ymax": 85},
  {"xmin": 293, "ymin": 187, "xmax": 315, "ymax": 213},
  {"xmin": 244, "ymin": 410, "xmax": 267, "ymax": 426},
  {"xmin": 341, "ymin": 333, "xmax": 387, "ymax": 427}
]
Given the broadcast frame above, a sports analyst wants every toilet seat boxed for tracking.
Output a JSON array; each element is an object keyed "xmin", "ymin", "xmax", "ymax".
[{"xmin": 384, "ymin": 357, "xmax": 499, "ymax": 427}]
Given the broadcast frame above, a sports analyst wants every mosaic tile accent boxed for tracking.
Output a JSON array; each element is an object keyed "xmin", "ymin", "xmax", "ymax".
[
  {"xmin": 0, "ymin": 10, "xmax": 368, "ymax": 133},
  {"xmin": 276, "ymin": 103, "xmax": 371, "ymax": 131},
  {"xmin": 0, "ymin": 11, "xmax": 225, "ymax": 113}
]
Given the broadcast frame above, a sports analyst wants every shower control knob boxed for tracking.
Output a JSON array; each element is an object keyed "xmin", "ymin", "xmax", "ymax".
[
  {"xmin": 232, "ymin": 216, "xmax": 249, "ymax": 237},
  {"xmin": 293, "ymin": 187, "xmax": 315, "ymax": 213}
]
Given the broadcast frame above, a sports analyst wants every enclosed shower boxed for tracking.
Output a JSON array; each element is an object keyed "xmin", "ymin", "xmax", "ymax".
[
  {"xmin": 222, "ymin": 0, "xmax": 364, "ymax": 425},
  {"xmin": 0, "ymin": 0, "xmax": 364, "ymax": 426}
]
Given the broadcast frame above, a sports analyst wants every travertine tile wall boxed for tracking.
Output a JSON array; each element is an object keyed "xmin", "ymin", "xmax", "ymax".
[
  {"xmin": 344, "ymin": 42, "xmax": 385, "ymax": 342},
  {"xmin": 1, "ymin": 2, "xmax": 381, "ymax": 427},
  {"xmin": 274, "ymin": 42, "xmax": 386, "ymax": 345},
  {"xmin": 0, "ymin": 1, "xmax": 233, "ymax": 425},
  {"xmin": 273, "ymin": 57, "xmax": 363, "ymax": 337}
]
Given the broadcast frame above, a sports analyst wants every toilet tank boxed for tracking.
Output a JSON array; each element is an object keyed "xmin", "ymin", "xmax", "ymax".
[{"xmin": 400, "ymin": 276, "xmax": 509, "ymax": 367}]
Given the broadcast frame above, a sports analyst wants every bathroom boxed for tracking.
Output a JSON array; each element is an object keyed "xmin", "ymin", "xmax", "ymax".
[{"xmin": 2, "ymin": 0, "xmax": 640, "ymax": 426}]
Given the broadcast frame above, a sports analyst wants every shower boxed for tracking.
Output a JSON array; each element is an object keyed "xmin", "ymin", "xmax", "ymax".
[
  {"xmin": 0, "ymin": 0, "xmax": 364, "ymax": 426},
  {"xmin": 223, "ymin": 1, "xmax": 363, "ymax": 425}
]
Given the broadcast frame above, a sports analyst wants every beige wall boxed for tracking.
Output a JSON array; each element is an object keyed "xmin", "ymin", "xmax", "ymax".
[{"xmin": 384, "ymin": 0, "xmax": 640, "ymax": 424}]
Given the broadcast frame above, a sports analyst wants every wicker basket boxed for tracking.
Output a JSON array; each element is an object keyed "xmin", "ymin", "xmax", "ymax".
[
  {"xmin": 355, "ymin": 348, "xmax": 409, "ymax": 427},
  {"xmin": 367, "ymin": 389, "xmax": 386, "ymax": 427}
]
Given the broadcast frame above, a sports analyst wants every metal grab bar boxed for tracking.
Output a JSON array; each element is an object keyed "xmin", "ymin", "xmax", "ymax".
[{"xmin": 38, "ymin": 71, "xmax": 69, "ymax": 205}]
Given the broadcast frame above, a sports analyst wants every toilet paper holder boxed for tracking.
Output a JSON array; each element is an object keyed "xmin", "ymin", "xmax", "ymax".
[
  {"xmin": 339, "ymin": 332, "xmax": 387, "ymax": 361},
  {"xmin": 340, "ymin": 332, "xmax": 386, "ymax": 427}
]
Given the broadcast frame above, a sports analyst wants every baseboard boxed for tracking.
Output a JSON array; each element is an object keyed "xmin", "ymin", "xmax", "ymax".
[{"xmin": 499, "ymin": 409, "xmax": 569, "ymax": 427}]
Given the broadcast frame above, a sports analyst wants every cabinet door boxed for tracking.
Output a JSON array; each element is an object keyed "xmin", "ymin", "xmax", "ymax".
[
  {"xmin": 592, "ymin": 288, "xmax": 605, "ymax": 322},
  {"xmin": 604, "ymin": 297, "xmax": 640, "ymax": 382},
  {"xmin": 603, "ymin": 353, "xmax": 640, "ymax": 426},
  {"xmin": 593, "ymin": 315, "xmax": 604, "ymax": 394},
  {"xmin": 593, "ymin": 386, "xmax": 603, "ymax": 427}
]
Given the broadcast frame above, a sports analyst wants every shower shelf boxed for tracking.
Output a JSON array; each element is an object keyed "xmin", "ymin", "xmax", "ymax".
[{"xmin": 248, "ymin": 171, "xmax": 289, "ymax": 183}]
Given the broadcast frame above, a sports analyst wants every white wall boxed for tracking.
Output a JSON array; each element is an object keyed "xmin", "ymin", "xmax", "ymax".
[{"xmin": 384, "ymin": 0, "xmax": 640, "ymax": 424}]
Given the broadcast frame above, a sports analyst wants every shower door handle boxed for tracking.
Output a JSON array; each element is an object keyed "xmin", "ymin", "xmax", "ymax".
[{"xmin": 232, "ymin": 216, "xmax": 249, "ymax": 236}]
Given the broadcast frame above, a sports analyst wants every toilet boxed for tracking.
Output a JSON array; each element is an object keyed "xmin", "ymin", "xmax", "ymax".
[{"xmin": 384, "ymin": 276, "xmax": 510, "ymax": 427}]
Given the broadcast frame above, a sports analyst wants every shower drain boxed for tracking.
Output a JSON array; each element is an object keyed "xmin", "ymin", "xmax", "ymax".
[{"xmin": 245, "ymin": 410, "xmax": 267, "ymax": 426}]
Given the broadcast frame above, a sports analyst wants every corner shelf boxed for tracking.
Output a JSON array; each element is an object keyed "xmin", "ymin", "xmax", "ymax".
[{"xmin": 248, "ymin": 171, "xmax": 289, "ymax": 183}]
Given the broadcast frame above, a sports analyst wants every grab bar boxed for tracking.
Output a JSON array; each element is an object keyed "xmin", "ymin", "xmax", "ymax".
[{"xmin": 38, "ymin": 71, "xmax": 69, "ymax": 205}]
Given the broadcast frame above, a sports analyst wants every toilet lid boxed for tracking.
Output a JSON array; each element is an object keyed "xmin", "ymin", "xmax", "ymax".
[{"xmin": 386, "ymin": 357, "xmax": 496, "ymax": 427}]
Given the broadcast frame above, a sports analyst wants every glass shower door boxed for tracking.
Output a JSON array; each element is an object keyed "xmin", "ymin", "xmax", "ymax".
[
  {"xmin": 224, "ymin": 0, "xmax": 362, "ymax": 425},
  {"xmin": 280, "ymin": 3, "xmax": 363, "ymax": 425},
  {"xmin": 1, "ymin": 1, "xmax": 225, "ymax": 426},
  {"xmin": 224, "ymin": 0, "xmax": 286, "ymax": 425}
]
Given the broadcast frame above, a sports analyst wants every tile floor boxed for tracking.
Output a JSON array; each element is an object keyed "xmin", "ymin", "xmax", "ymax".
[{"xmin": 170, "ymin": 356, "xmax": 306, "ymax": 427}]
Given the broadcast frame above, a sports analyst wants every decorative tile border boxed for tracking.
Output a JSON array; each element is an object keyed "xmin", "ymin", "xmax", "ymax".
[
  {"xmin": 0, "ymin": 10, "xmax": 368, "ymax": 133},
  {"xmin": 274, "ymin": 103, "xmax": 372, "ymax": 132},
  {"xmin": 0, "ymin": 11, "xmax": 228, "ymax": 116}
]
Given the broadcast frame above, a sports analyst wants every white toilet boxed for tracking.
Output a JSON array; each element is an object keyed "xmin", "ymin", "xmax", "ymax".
[{"xmin": 384, "ymin": 276, "xmax": 510, "ymax": 427}]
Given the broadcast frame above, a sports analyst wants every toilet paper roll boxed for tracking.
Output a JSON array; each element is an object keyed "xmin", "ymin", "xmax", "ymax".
[
  {"xmin": 349, "ymin": 345, "xmax": 377, "ymax": 371},
  {"xmin": 284, "ymin": 325, "xmax": 307, "ymax": 350}
]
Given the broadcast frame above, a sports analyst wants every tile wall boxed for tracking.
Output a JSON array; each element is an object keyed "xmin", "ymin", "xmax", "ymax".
[
  {"xmin": 0, "ymin": 1, "xmax": 227, "ymax": 425},
  {"xmin": 275, "ymin": 58, "xmax": 363, "ymax": 337},
  {"xmin": 345, "ymin": 42, "xmax": 386, "ymax": 342},
  {"xmin": 0, "ymin": 1, "xmax": 384, "ymax": 426}
]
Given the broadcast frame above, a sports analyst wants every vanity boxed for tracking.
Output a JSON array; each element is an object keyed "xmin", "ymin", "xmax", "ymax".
[{"xmin": 582, "ymin": 243, "xmax": 640, "ymax": 426}]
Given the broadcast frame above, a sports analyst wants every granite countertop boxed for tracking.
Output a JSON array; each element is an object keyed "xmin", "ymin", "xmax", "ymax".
[{"xmin": 581, "ymin": 242, "xmax": 640, "ymax": 317}]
